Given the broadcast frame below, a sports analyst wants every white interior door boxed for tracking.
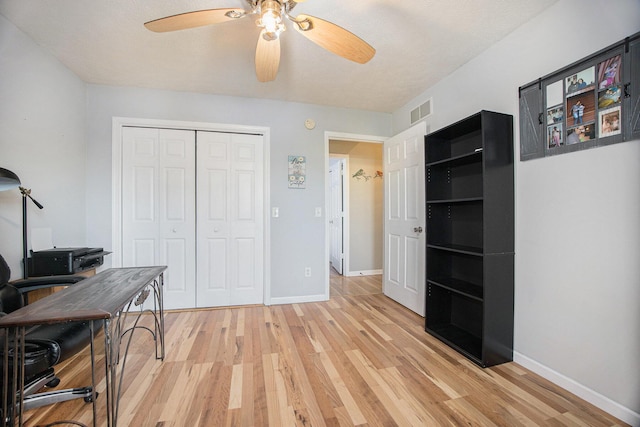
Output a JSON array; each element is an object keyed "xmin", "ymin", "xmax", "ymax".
[
  {"xmin": 329, "ymin": 157, "xmax": 345, "ymax": 274},
  {"xmin": 121, "ymin": 127, "xmax": 196, "ymax": 310},
  {"xmin": 196, "ymin": 131, "xmax": 264, "ymax": 307},
  {"xmin": 383, "ymin": 122, "xmax": 426, "ymax": 316}
]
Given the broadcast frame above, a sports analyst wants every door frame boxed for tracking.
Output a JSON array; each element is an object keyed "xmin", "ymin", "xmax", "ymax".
[
  {"xmin": 112, "ymin": 117, "xmax": 272, "ymax": 304},
  {"xmin": 324, "ymin": 131, "xmax": 386, "ymax": 298}
]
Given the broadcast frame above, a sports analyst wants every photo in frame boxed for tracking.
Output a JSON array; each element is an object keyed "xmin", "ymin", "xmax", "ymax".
[
  {"xmin": 599, "ymin": 106, "xmax": 622, "ymax": 138},
  {"xmin": 547, "ymin": 123, "xmax": 563, "ymax": 148},
  {"xmin": 597, "ymin": 54, "xmax": 622, "ymax": 90},
  {"xmin": 546, "ymin": 105, "xmax": 564, "ymax": 125},
  {"xmin": 598, "ymin": 85, "xmax": 622, "ymax": 109},
  {"xmin": 566, "ymin": 124, "xmax": 595, "ymax": 145},
  {"xmin": 565, "ymin": 66, "xmax": 595, "ymax": 95},
  {"xmin": 566, "ymin": 90, "xmax": 595, "ymax": 128}
]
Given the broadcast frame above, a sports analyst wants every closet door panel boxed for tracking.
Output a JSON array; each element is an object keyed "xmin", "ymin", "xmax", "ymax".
[
  {"xmin": 197, "ymin": 131, "xmax": 264, "ymax": 307},
  {"xmin": 122, "ymin": 127, "xmax": 196, "ymax": 309}
]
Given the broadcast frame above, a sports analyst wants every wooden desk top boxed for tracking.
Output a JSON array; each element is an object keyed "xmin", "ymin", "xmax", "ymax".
[{"xmin": 0, "ymin": 267, "xmax": 167, "ymax": 328}]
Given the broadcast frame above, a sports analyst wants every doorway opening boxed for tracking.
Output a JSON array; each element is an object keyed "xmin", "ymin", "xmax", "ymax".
[{"xmin": 324, "ymin": 132, "xmax": 386, "ymax": 298}]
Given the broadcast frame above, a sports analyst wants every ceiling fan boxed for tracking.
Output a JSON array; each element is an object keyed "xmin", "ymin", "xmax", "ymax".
[{"xmin": 144, "ymin": 0, "xmax": 375, "ymax": 82}]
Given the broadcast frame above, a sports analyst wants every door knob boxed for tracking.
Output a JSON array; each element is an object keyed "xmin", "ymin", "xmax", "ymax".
[{"xmin": 413, "ymin": 226, "xmax": 423, "ymax": 233}]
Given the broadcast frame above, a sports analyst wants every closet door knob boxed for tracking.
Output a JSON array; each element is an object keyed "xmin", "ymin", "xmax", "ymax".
[{"xmin": 413, "ymin": 226, "xmax": 423, "ymax": 233}]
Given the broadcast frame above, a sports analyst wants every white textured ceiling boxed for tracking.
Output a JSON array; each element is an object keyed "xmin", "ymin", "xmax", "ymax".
[{"xmin": 0, "ymin": 0, "xmax": 557, "ymax": 113}]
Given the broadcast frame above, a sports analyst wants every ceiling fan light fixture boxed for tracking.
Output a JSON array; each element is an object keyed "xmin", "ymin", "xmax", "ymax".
[{"xmin": 257, "ymin": 0, "xmax": 285, "ymax": 40}]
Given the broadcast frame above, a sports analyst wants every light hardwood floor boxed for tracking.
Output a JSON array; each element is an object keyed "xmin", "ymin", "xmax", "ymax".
[{"xmin": 24, "ymin": 274, "xmax": 627, "ymax": 426}]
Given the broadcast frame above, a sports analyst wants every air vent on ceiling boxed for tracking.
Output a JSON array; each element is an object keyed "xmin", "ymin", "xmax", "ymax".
[{"xmin": 410, "ymin": 98, "xmax": 433, "ymax": 124}]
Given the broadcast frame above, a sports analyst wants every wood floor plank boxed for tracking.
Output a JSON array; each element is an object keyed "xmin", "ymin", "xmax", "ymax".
[
  {"xmin": 445, "ymin": 396, "xmax": 501, "ymax": 426},
  {"xmin": 318, "ymin": 350, "xmax": 367, "ymax": 425},
  {"xmin": 330, "ymin": 349, "xmax": 396, "ymax": 427},
  {"xmin": 271, "ymin": 306, "xmax": 326, "ymax": 426},
  {"xmin": 377, "ymin": 365, "xmax": 442, "ymax": 425},
  {"xmin": 345, "ymin": 349, "xmax": 415, "ymax": 426},
  {"xmin": 23, "ymin": 273, "xmax": 629, "ymax": 427}
]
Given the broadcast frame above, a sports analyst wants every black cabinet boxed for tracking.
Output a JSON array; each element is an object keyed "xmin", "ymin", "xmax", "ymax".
[{"xmin": 425, "ymin": 110, "xmax": 514, "ymax": 367}]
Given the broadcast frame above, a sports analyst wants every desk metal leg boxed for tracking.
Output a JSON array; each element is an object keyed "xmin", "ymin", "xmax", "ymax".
[
  {"xmin": 89, "ymin": 321, "xmax": 98, "ymax": 427},
  {"xmin": 1, "ymin": 328, "xmax": 9, "ymax": 427},
  {"xmin": 150, "ymin": 274, "xmax": 165, "ymax": 361},
  {"xmin": 103, "ymin": 317, "xmax": 114, "ymax": 427},
  {"xmin": 1, "ymin": 326, "xmax": 26, "ymax": 427},
  {"xmin": 101, "ymin": 273, "xmax": 166, "ymax": 427}
]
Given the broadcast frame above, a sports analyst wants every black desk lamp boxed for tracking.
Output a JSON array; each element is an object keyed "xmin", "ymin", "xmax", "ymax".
[{"xmin": 0, "ymin": 167, "xmax": 44, "ymax": 279}]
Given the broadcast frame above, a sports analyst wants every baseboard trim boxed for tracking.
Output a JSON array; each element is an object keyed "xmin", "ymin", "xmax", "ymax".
[
  {"xmin": 345, "ymin": 269, "xmax": 383, "ymax": 277},
  {"xmin": 269, "ymin": 294, "xmax": 328, "ymax": 305},
  {"xmin": 514, "ymin": 352, "xmax": 640, "ymax": 426}
]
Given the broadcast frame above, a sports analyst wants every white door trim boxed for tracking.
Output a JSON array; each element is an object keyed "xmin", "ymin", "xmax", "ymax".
[
  {"xmin": 112, "ymin": 117, "xmax": 272, "ymax": 305},
  {"xmin": 324, "ymin": 131, "xmax": 387, "ymax": 299}
]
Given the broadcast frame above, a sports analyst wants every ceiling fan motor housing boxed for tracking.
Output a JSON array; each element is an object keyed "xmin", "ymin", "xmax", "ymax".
[{"xmin": 258, "ymin": 0, "xmax": 286, "ymax": 40}]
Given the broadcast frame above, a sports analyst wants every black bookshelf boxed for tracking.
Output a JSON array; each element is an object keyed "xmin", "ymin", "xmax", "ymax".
[{"xmin": 425, "ymin": 110, "xmax": 514, "ymax": 367}]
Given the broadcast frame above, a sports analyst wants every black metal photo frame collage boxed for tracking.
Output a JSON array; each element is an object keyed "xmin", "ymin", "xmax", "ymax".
[{"xmin": 518, "ymin": 32, "xmax": 640, "ymax": 161}]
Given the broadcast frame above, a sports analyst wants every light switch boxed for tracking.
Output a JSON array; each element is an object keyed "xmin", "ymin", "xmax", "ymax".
[
  {"xmin": 272, "ymin": 207, "xmax": 279, "ymax": 218},
  {"xmin": 315, "ymin": 207, "xmax": 322, "ymax": 217}
]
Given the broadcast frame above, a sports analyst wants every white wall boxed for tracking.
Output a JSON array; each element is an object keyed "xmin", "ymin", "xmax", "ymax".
[
  {"xmin": 392, "ymin": 0, "xmax": 640, "ymax": 423},
  {"xmin": 85, "ymin": 85, "xmax": 391, "ymax": 302},
  {"xmin": 0, "ymin": 15, "xmax": 87, "ymax": 278}
]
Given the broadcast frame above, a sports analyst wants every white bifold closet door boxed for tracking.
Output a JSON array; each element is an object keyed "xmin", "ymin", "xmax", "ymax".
[
  {"xmin": 121, "ymin": 127, "xmax": 197, "ymax": 309},
  {"xmin": 196, "ymin": 131, "xmax": 264, "ymax": 307},
  {"xmin": 121, "ymin": 127, "xmax": 264, "ymax": 309}
]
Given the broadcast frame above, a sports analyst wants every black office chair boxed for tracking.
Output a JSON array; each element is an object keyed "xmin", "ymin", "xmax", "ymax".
[{"xmin": 0, "ymin": 253, "xmax": 96, "ymax": 421}]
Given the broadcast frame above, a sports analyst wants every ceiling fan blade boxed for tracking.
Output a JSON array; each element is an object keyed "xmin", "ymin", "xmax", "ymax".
[
  {"xmin": 255, "ymin": 31, "xmax": 281, "ymax": 82},
  {"xmin": 144, "ymin": 8, "xmax": 245, "ymax": 33},
  {"xmin": 293, "ymin": 14, "xmax": 375, "ymax": 64}
]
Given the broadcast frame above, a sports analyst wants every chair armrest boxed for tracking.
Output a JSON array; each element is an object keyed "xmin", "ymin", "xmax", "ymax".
[{"xmin": 12, "ymin": 275, "xmax": 85, "ymax": 294}]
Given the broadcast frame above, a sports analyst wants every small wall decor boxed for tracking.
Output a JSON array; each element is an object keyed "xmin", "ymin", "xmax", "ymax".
[
  {"xmin": 288, "ymin": 155, "xmax": 306, "ymax": 189},
  {"xmin": 352, "ymin": 169, "xmax": 383, "ymax": 181}
]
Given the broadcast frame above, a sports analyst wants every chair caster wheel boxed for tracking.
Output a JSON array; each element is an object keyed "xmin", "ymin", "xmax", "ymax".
[{"xmin": 46, "ymin": 377, "xmax": 61, "ymax": 388}]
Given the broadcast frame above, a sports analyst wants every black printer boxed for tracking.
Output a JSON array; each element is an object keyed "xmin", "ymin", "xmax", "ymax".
[{"xmin": 28, "ymin": 247, "xmax": 110, "ymax": 276}]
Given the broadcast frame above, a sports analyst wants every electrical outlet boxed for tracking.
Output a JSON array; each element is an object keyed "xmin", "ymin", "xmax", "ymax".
[{"xmin": 304, "ymin": 267, "xmax": 311, "ymax": 277}]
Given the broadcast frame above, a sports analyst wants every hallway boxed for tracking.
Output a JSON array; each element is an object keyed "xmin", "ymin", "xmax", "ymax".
[{"xmin": 330, "ymin": 268, "xmax": 382, "ymax": 297}]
